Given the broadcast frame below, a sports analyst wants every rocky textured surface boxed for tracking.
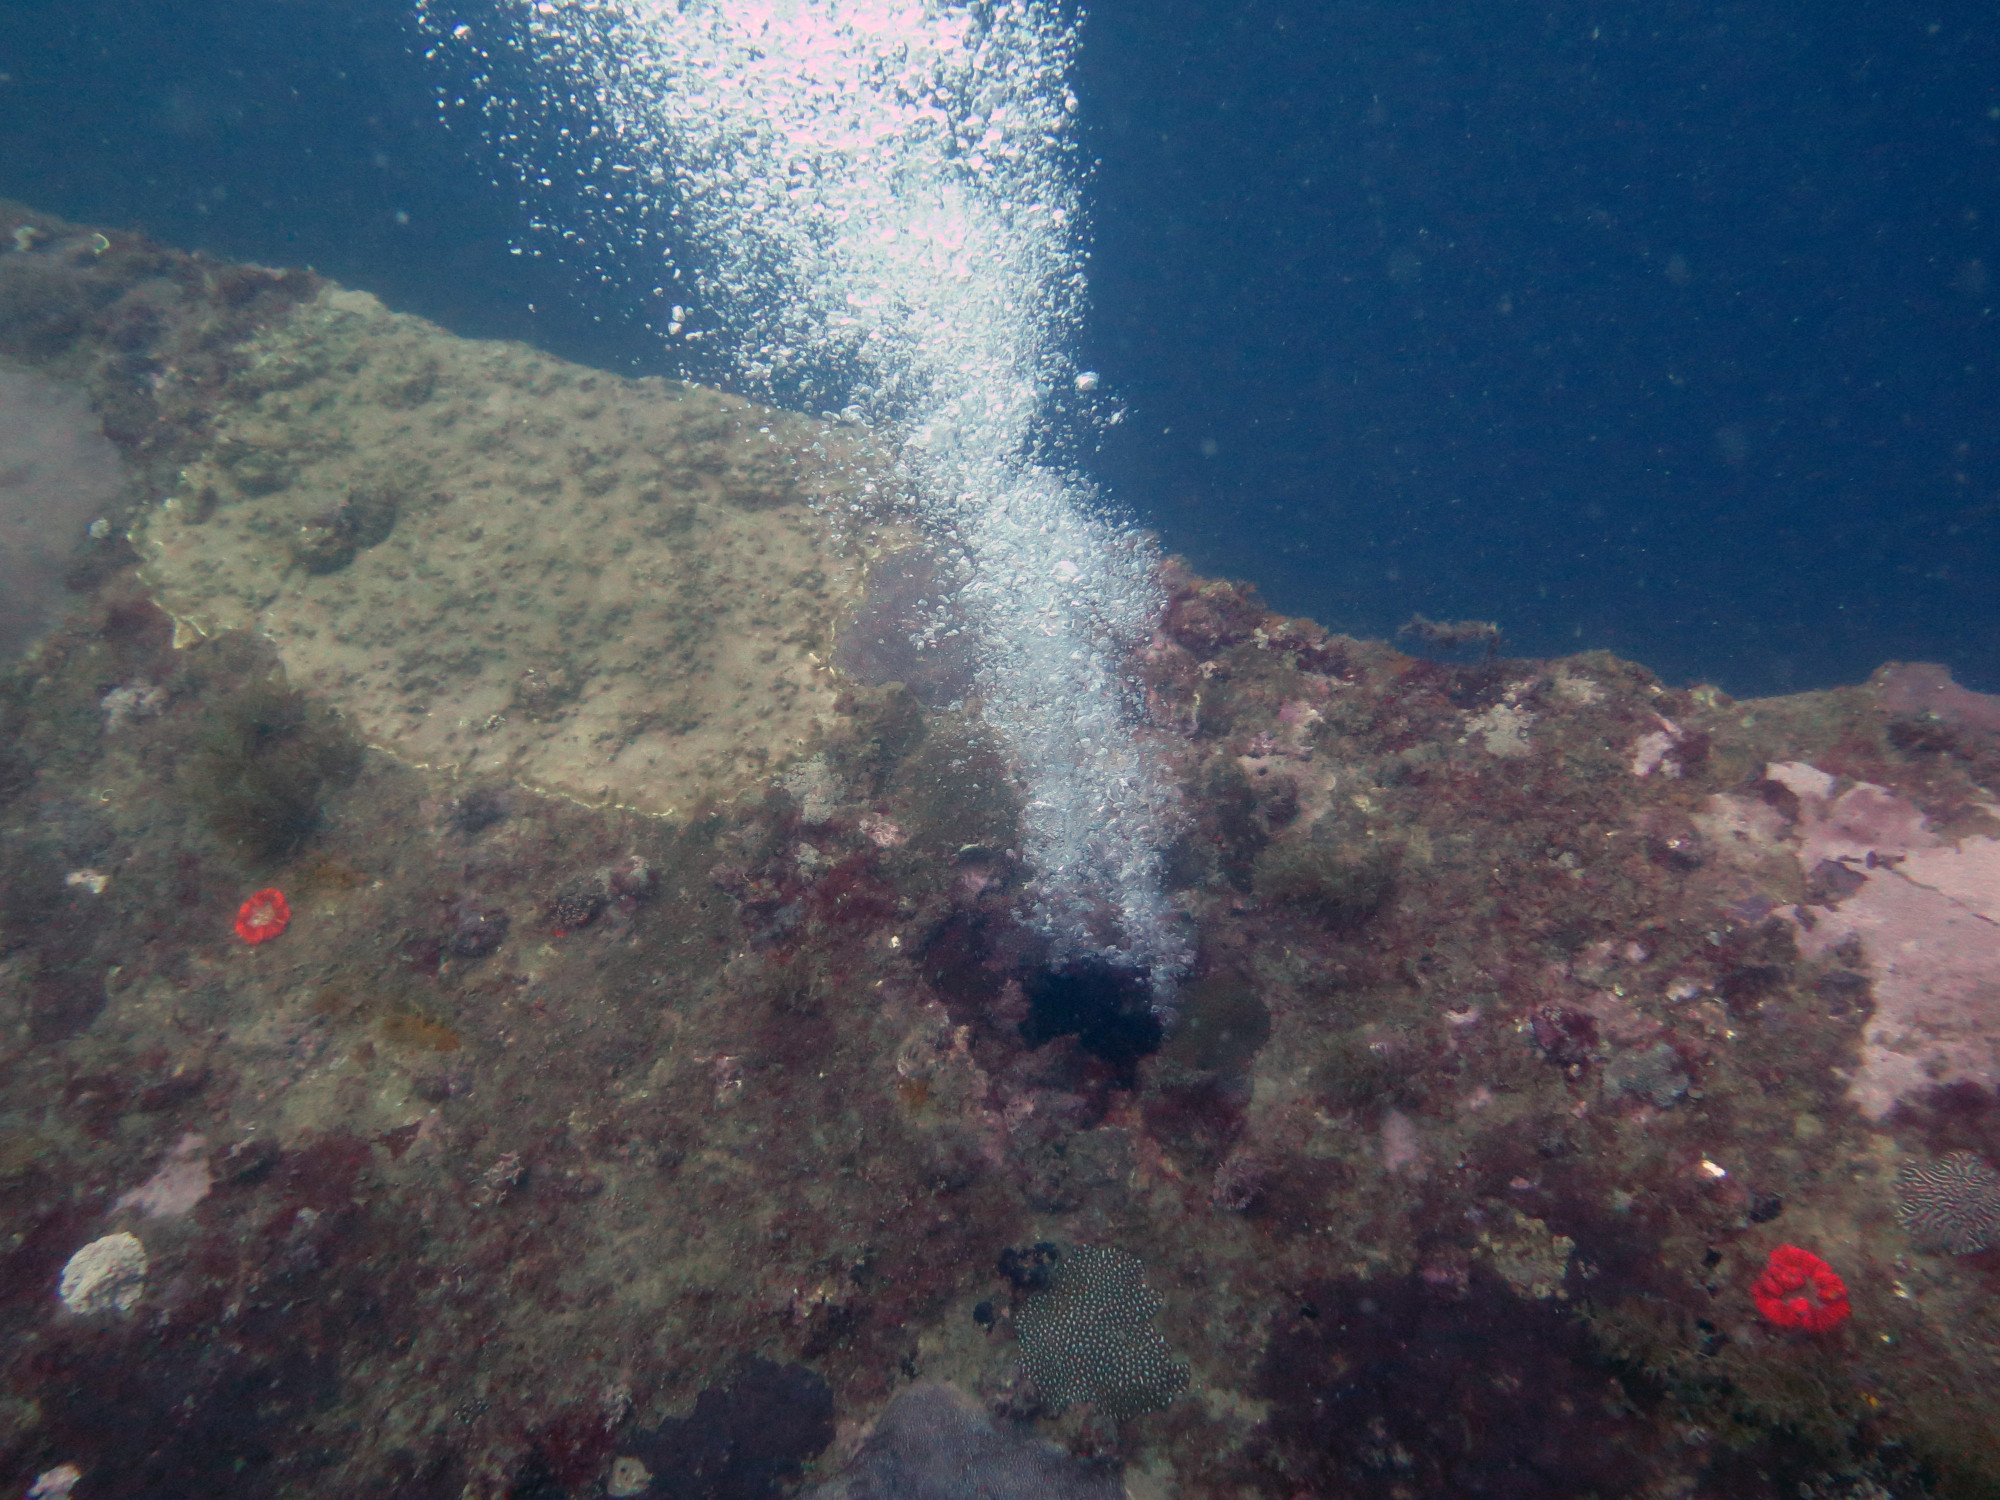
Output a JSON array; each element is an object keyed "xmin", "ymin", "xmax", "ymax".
[
  {"xmin": 2, "ymin": 200, "xmax": 2000, "ymax": 1500},
  {"xmin": 133, "ymin": 282, "xmax": 905, "ymax": 817}
]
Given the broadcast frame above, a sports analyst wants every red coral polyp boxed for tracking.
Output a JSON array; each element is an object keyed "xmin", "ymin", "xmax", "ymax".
[
  {"xmin": 1750, "ymin": 1244, "xmax": 1850, "ymax": 1333},
  {"xmin": 234, "ymin": 888, "xmax": 291, "ymax": 945}
]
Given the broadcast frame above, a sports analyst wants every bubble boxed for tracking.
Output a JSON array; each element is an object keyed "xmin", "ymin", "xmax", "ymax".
[{"xmin": 418, "ymin": 0, "xmax": 1187, "ymax": 984}]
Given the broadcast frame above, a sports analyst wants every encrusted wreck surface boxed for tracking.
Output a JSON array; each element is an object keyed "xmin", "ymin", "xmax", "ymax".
[
  {"xmin": 4, "ymin": 201, "xmax": 2000, "ymax": 1500},
  {"xmin": 134, "ymin": 285, "xmax": 899, "ymax": 817}
]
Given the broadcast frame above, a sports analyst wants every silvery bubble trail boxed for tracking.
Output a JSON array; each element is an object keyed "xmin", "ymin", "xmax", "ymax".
[{"xmin": 420, "ymin": 0, "xmax": 1187, "ymax": 983}]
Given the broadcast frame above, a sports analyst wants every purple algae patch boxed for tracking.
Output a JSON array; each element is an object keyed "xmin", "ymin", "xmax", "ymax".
[
  {"xmin": 621, "ymin": 1358, "xmax": 834, "ymax": 1500},
  {"xmin": 1255, "ymin": 1266, "xmax": 1660, "ymax": 1500}
]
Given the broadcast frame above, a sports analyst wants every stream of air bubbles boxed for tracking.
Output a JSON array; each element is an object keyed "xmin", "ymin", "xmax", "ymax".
[{"xmin": 421, "ymin": 0, "xmax": 1186, "ymax": 987}]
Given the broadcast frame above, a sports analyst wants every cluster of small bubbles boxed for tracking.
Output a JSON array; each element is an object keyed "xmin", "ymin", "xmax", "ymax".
[{"xmin": 418, "ymin": 0, "xmax": 1185, "ymax": 985}]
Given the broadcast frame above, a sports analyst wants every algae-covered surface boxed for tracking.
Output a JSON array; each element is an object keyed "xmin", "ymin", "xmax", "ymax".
[
  {"xmin": 136, "ymin": 283, "xmax": 898, "ymax": 817},
  {"xmin": 4, "ymin": 201, "xmax": 2000, "ymax": 1500}
]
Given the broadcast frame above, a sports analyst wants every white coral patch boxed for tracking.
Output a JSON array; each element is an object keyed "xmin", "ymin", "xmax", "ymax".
[
  {"xmin": 58, "ymin": 1232, "xmax": 148, "ymax": 1315},
  {"xmin": 1466, "ymin": 702, "xmax": 1534, "ymax": 758}
]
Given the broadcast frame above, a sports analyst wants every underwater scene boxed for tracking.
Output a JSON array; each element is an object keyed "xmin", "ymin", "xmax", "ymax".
[{"xmin": 1, "ymin": 2, "xmax": 1998, "ymax": 1498}]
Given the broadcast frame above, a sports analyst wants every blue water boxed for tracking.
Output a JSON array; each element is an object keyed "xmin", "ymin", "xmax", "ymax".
[{"xmin": 3, "ymin": 0, "xmax": 1995, "ymax": 698}]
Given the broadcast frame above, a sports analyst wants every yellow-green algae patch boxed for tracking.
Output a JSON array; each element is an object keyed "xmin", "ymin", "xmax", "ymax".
[{"xmin": 135, "ymin": 286, "xmax": 901, "ymax": 815}]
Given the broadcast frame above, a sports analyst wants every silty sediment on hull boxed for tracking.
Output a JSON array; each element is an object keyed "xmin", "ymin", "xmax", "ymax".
[
  {"xmin": 134, "ymin": 286, "xmax": 906, "ymax": 815},
  {"xmin": 0, "ymin": 365, "xmax": 127, "ymax": 660}
]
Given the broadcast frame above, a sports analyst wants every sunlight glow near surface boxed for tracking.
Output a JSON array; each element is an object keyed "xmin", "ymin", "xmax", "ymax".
[{"xmin": 420, "ymin": 0, "xmax": 1187, "ymax": 985}]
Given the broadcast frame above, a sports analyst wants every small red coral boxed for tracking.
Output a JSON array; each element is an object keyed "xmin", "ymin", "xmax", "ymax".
[
  {"xmin": 234, "ymin": 888, "xmax": 291, "ymax": 945},
  {"xmin": 1750, "ymin": 1244, "xmax": 1850, "ymax": 1333}
]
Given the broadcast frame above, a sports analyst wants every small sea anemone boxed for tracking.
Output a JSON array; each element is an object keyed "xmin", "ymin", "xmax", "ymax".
[
  {"xmin": 233, "ymin": 888, "xmax": 291, "ymax": 945},
  {"xmin": 1749, "ymin": 1244, "xmax": 1850, "ymax": 1334}
]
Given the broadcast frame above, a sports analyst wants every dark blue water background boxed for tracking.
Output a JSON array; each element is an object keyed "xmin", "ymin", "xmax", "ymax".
[{"xmin": 3, "ymin": 0, "xmax": 1995, "ymax": 697}]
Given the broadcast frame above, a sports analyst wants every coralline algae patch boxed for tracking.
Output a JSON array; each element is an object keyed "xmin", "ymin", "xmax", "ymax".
[{"xmin": 135, "ymin": 286, "xmax": 900, "ymax": 816}]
